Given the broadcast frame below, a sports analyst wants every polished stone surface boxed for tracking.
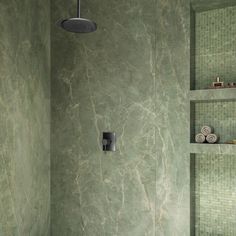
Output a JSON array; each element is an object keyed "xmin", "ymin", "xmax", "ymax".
[
  {"xmin": 190, "ymin": 143, "xmax": 236, "ymax": 155},
  {"xmin": 191, "ymin": 0, "xmax": 236, "ymax": 11},
  {"xmin": 51, "ymin": 0, "xmax": 189, "ymax": 235},
  {"xmin": 189, "ymin": 88, "xmax": 236, "ymax": 101},
  {"xmin": 154, "ymin": 1, "xmax": 190, "ymax": 235},
  {"xmin": 0, "ymin": 0, "xmax": 50, "ymax": 235},
  {"xmin": 2, "ymin": 0, "xmax": 236, "ymax": 235}
]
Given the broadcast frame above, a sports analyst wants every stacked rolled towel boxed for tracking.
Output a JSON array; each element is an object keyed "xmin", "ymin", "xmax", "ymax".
[
  {"xmin": 195, "ymin": 125, "xmax": 219, "ymax": 144},
  {"xmin": 206, "ymin": 133, "xmax": 219, "ymax": 144},
  {"xmin": 201, "ymin": 125, "xmax": 213, "ymax": 136},
  {"xmin": 195, "ymin": 133, "xmax": 206, "ymax": 143}
]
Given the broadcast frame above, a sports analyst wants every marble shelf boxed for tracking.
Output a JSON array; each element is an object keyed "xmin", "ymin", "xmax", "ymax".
[
  {"xmin": 189, "ymin": 88, "xmax": 236, "ymax": 102},
  {"xmin": 191, "ymin": 0, "xmax": 236, "ymax": 12},
  {"xmin": 190, "ymin": 143, "xmax": 236, "ymax": 155}
]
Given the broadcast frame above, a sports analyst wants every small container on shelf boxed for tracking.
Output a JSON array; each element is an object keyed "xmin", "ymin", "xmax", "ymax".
[
  {"xmin": 209, "ymin": 76, "xmax": 224, "ymax": 89},
  {"xmin": 208, "ymin": 76, "xmax": 236, "ymax": 89},
  {"xmin": 225, "ymin": 82, "xmax": 236, "ymax": 88},
  {"xmin": 224, "ymin": 139, "xmax": 236, "ymax": 145}
]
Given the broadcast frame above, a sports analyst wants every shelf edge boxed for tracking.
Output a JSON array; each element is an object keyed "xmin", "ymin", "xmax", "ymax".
[{"xmin": 189, "ymin": 143, "xmax": 236, "ymax": 155}]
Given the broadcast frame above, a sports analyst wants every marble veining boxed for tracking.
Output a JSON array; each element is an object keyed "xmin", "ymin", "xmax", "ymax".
[
  {"xmin": 51, "ymin": 0, "xmax": 189, "ymax": 235},
  {"xmin": 0, "ymin": 0, "xmax": 50, "ymax": 235},
  {"xmin": 1, "ymin": 0, "xmax": 191, "ymax": 235}
]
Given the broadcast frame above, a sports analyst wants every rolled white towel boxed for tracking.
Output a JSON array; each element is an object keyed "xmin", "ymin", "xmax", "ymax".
[
  {"xmin": 195, "ymin": 133, "xmax": 206, "ymax": 143},
  {"xmin": 201, "ymin": 125, "xmax": 214, "ymax": 136},
  {"xmin": 206, "ymin": 134, "xmax": 219, "ymax": 144}
]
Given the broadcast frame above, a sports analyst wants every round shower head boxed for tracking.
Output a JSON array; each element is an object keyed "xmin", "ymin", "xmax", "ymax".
[{"xmin": 59, "ymin": 18, "xmax": 97, "ymax": 33}]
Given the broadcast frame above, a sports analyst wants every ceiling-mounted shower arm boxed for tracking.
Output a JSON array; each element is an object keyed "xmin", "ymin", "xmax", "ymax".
[
  {"xmin": 57, "ymin": 0, "xmax": 97, "ymax": 33},
  {"xmin": 77, "ymin": 0, "xmax": 80, "ymax": 18}
]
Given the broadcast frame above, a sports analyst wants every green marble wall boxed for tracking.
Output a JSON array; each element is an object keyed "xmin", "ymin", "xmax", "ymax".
[
  {"xmin": 155, "ymin": 1, "xmax": 190, "ymax": 235},
  {"xmin": 0, "ymin": 0, "xmax": 50, "ymax": 235},
  {"xmin": 51, "ymin": 0, "xmax": 189, "ymax": 235}
]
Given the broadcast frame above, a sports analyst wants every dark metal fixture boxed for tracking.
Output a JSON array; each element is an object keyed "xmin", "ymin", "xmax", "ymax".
[
  {"xmin": 102, "ymin": 132, "xmax": 116, "ymax": 152},
  {"xmin": 56, "ymin": 0, "xmax": 97, "ymax": 33}
]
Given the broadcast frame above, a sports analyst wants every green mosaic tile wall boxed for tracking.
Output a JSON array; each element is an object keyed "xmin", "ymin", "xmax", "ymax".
[
  {"xmin": 194, "ymin": 5, "xmax": 236, "ymax": 90},
  {"xmin": 194, "ymin": 100, "xmax": 236, "ymax": 143},
  {"xmin": 194, "ymin": 154, "xmax": 236, "ymax": 235}
]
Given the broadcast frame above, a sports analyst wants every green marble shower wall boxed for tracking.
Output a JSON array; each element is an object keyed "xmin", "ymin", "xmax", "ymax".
[
  {"xmin": 51, "ymin": 0, "xmax": 189, "ymax": 235},
  {"xmin": 0, "ymin": 0, "xmax": 50, "ymax": 235}
]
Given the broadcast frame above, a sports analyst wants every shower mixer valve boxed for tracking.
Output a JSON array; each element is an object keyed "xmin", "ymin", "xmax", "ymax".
[{"xmin": 102, "ymin": 132, "xmax": 116, "ymax": 152}]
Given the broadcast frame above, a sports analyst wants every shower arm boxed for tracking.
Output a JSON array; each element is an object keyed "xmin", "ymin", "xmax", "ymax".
[{"xmin": 77, "ymin": 0, "xmax": 80, "ymax": 18}]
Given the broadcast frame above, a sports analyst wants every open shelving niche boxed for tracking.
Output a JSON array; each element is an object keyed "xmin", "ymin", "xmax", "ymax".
[{"xmin": 189, "ymin": 1, "xmax": 236, "ymax": 235}]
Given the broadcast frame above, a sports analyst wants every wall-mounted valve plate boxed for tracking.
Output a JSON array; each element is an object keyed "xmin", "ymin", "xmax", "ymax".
[{"xmin": 102, "ymin": 132, "xmax": 116, "ymax": 152}]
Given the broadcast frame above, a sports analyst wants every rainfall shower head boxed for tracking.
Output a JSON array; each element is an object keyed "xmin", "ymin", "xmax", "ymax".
[
  {"xmin": 57, "ymin": 0, "xmax": 97, "ymax": 33},
  {"xmin": 59, "ymin": 18, "xmax": 97, "ymax": 33}
]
